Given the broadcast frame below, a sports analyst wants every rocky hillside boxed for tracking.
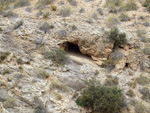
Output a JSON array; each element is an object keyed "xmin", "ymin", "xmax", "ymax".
[{"xmin": 0, "ymin": 0, "xmax": 150, "ymax": 113}]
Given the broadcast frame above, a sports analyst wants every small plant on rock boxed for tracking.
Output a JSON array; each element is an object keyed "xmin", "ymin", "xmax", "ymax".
[{"xmin": 76, "ymin": 77, "xmax": 125, "ymax": 113}]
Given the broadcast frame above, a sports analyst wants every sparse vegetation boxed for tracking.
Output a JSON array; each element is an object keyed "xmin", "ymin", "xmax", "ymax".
[
  {"xmin": 106, "ymin": 27, "xmax": 127, "ymax": 48},
  {"xmin": 34, "ymin": 68, "xmax": 50, "ymax": 79},
  {"xmin": 143, "ymin": 0, "xmax": 150, "ymax": 12},
  {"xmin": 59, "ymin": 7, "xmax": 71, "ymax": 17},
  {"xmin": 48, "ymin": 48, "xmax": 67, "ymax": 66},
  {"xmin": 105, "ymin": 76, "xmax": 119, "ymax": 86},
  {"xmin": 0, "ymin": 52, "xmax": 10, "ymax": 63},
  {"xmin": 4, "ymin": 97, "xmax": 16, "ymax": 108},
  {"xmin": 39, "ymin": 22, "xmax": 51, "ymax": 33},
  {"xmin": 0, "ymin": 27, "xmax": 2, "ymax": 31},
  {"xmin": 105, "ymin": 0, "xmax": 123, "ymax": 7},
  {"xmin": 143, "ymin": 48, "xmax": 150, "ymax": 55},
  {"xmin": 107, "ymin": 16, "xmax": 120, "ymax": 27},
  {"xmin": 17, "ymin": 58, "xmax": 23, "ymax": 64},
  {"xmin": 125, "ymin": 0, "xmax": 138, "ymax": 11},
  {"xmin": 14, "ymin": 0, "xmax": 29, "ymax": 8},
  {"xmin": 136, "ymin": 75, "xmax": 150, "ymax": 85},
  {"xmin": 119, "ymin": 13, "xmax": 130, "ymax": 22},
  {"xmin": 76, "ymin": 77, "xmax": 125, "ymax": 113},
  {"xmin": 51, "ymin": 5, "xmax": 57, "ymax": 11},
  {"xmin": 134, "ymin": 100, "xmax": 147, "ymax": 113},
  {"xmin": 126, "ymin": 89, "xmax": 135, "ymax": 97},
  {"xmin": 50, "ymin": 80, "xmax": 68, "ymax": 92},
  {"xmin": 43, "ymin": 12, "xmax": 49, "ymax": 19},
  {"xmin": 139, "ymin": 87, "xmax": 150, "ymax": 102},
  {"xmin": 3, "ymin": 69, "xmax": 10, "ymax": 75},
  {"xmin": 67, "ymin": 0, "xmax": 77, "ymax": 6}
]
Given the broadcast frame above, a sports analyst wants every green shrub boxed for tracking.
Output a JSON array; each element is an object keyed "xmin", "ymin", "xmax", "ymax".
[
  {"xmin": 0, "ymin": 52, "xmax": 10, "ymax": 63},
  {"xmin": 59, "ymin": 7, "xmax": 71, "ymax": 17},
  {"xmin": 106, "ymin": 27, "xmax": 127, "ymax": 48},
  {"xmin": 125, "ymin": 0, "xmax": 138, "ymax": 11},
  {"xmin": 51, "ymin": 5, "xmax": 57, "ymax": 11},
  {"xmin": 76, "ymin": 77, "xmax": 125, "ymax": 113},
  {"xmin": 143, "ymin": 0, "xmax": 150, "ymax": 12},
  {"xmin": 49, "ymin": 48, "xmax": 67, "ymax": 65},
  {"xmin": 0, "ymin": 27, "xmax": 2, "ymax": 31},
  {"xmin": 17, "ymin": 58, "xmax": 23, "ymax": 64}
]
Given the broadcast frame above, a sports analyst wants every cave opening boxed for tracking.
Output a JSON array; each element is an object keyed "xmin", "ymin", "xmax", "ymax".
[
  {"xmin": 67, "ymin": 42, "xmax": 81, "ymax": 53},
  {"xmin": 65, "ymin": 42, "xmax": 90, "ymax": 58}
]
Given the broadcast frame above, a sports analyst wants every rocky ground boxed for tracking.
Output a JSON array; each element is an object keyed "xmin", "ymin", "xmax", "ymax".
[{"xmin": 0, "ymin": 0, "xmax": 150, "ymax": 113}]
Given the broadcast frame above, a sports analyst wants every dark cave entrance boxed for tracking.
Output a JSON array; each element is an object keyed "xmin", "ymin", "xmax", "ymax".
[
  {"xmin": 67, "ymin": 42, "xmax": 81, "ymax": 53},
  {"xmin": 64, "ymin": 42, "xmax": 91, "ymax": 58}
]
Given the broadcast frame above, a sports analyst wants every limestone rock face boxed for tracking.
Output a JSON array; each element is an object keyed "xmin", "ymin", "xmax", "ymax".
[{"xmin": 60, "ymin": 31, "xmax": 114, "ymax": 59}]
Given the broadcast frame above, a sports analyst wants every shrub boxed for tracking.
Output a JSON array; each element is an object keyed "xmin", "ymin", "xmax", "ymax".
[
  {"xmin": 51, "ymin": 5, "xmax": 57, "ymax": 11},
  {"xmin": 143, "ymin": 0, "xmax": 150, "ymax": 12},
  {"xmin": 34, "ymin": 102, "xmax": 47, "ymax": 113},
  {"xmin": 143, "ymin": 48, "xmax": 150, "ymax": 55},
  {"xmin": 136, "ymin": 75, "xmax": 150, "ymax": 85},
  {"xmin": 139, "ymin": 87, "xmax": 150, "ymax": 102},
  {"xmin": 34, "ymin": 68, "xmax": 50, "ymax": 79},
  {"xmin": 0, "ymin": 27, "xmax": 2, "ymax": 31},
  {"xmin": 119, "ymin": 13, "xmax": 130, "ymax": 21},
  {"xmin": 126, "ymin": 89, "xmax": 135, "ymax": 97},
  {"xmin": 39, "ymin": 22, "xmax": 51, "ymax": 33},
  {"xmin": 4, "ymin": 97, "xmax": 16, "ymax": 108},
  {"xmin": 108, "ymin": 51, "xmax": 123, "ymax": 64},
  {"xmin": 67, "ymin": 0, "xmax": 77, "ymax": 6},
  {"xmin": 37, "ymin": 0, "xmax": 54, "ymax": 5},
  {"xmin": 14, "ymin": 0, "xmax": 30, "ymax": 8},
  {"xmin": 0, "ymin": 52, "xmax": 10, "ymax": 63},
  {"xmin": 13, "ymin": 20, "xmax": 23, "ymax": 30},
  {"xmin": 134, "ymin": 100, "xmax": 147, "ymax": 113},
  {"xmin": 50, "ymin": 80, "xmax": 68, "ymax": 92},
  {"xmin": 3, "ymin": 69, "xmax": 10, "ymax": 75},
  {"xmin": 105, "ymin": 76, "xmax": 119, "ymax": 86},
  {"xmin": 106, "ymin": 27, "xmax": 127, "ymax": 47},
  {"xmin": 2, "ymin": 10, "xmax": 17, "ymax": 17},
  {"xmin": 105, "ymin": 0, "xmax": 123, "ymax": 7},
  {"xmin": 76, "ymin": 77, "xmax": 125, "ymax": 113},
  {"xmin": 125, "ymin": 0, "xmax": 138, "ymax": 11},
  {"xmin": 43, "ymin": 12, "xmax": 49, "ymax": 19},
  {"xmin": 17, "ymin": 58, "xmax": 23, "ymax": 64},
  {"xmin": 59, "ymin": 7, "xmax": 71, "ymax": 17},
  {"xmin": 107, "ymin": 16, "xmax": 120, "ymax": 27},
  {"xmin": 49, "ymin": 48, "xmax": 67, "ymax": 65}
]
